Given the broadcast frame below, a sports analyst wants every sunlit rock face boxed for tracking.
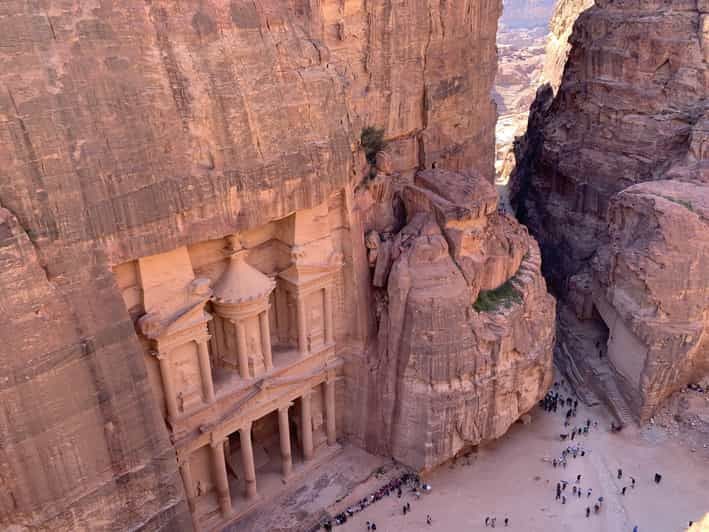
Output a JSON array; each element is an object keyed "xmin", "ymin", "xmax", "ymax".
[
  {"xmin": 2, "ymin": 1, "xmax": 549, "ymax": 530},
  {"xmin": 511, "ymin": 0, "xmax": 708, "ymax": 422},
  {"xmin": 539, "ymin": 0, "xmax": 594, "ymax": 91},
  {"xmin": 592, "ymin": 181, "xmax": 709, "ymax": 421},
  {"xmin": 351, "ymin": 169, "xmax": 555, "ymax": 471}
]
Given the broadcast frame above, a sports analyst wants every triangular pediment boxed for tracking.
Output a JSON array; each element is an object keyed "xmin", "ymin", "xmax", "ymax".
[{"xmin": 163, "ymin": 300, "xmax": 211, "ymax": 337}]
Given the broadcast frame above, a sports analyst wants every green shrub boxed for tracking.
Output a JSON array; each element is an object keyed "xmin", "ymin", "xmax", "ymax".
[
  {"xmin": 361, "ymin": 126, "xmax": 386, "ymax": 164},
  {"xmin": 473, "ymin": 279, "xmax": 522, "ymax": 312}
]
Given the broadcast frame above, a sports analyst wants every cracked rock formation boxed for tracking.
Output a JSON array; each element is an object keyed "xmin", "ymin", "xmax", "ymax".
[
  {"xmin": 351, "ymin": 170, "xmax": 555, "ymax": 470},
  {"xmin": 511, "ymin": 0, "xmax": 709, "ymax": 422}
]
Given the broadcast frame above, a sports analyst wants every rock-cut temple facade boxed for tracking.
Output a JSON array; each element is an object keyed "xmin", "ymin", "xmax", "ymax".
[{"xmin": 116, "ymin": 206, "xmax": 345, "ymax": 530}]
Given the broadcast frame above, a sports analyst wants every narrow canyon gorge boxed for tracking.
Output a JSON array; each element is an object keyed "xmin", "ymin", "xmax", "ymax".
[{"xmin": 0, "ymin": 2, "xmax": 706, "ymax": 532}]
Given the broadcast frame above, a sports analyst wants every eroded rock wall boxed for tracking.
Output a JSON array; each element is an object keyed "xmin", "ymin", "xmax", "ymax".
[
  {"xmin": 511, "ymin": 0, "xmax": 709, "ymax": 421},
  {"xmin": 0, "ymin": 1, "xmax": 505, "ymax": 529},
  {"xmin": 352, "ymin": 170, "xmax": 555, "ymax": 470},
  {"xmin": 539, "ymin": 0, "xmax": 594, "ymax": 91},
  {"xmin": 593, "ymin": 181, "xmax": 709, "ymax": 420}
]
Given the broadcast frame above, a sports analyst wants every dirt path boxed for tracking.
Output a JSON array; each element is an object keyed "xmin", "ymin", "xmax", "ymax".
[{"xmin": 334, "ymin": 379, "xmax": 708, "ymax": 532}]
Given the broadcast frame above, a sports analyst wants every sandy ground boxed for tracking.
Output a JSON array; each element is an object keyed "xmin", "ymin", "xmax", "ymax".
[{"xmin": 333, "ymin": 381, "xmax": 708, "ymax": 532}]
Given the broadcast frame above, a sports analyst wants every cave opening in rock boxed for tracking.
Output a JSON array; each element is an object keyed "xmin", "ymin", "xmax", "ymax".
[{"xmin": 591, "ymin": 305, "xmax": 609, "ymax": 358}]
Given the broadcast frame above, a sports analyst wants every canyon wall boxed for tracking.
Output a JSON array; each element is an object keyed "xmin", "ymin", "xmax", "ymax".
[
  {"xmin": 539, "ymin": 0, "xmax": 594, "ymax": 91},
  {"xmin": 1, "ymin": 1, "xmax": 553, "ymax": 531},
  {"xmin": 349, "ymin": 169, "xmax": 555, "ymax": 470},
  {"xmin": 511, "ymin": 0, "xmax": 708, "ymax": 421}
]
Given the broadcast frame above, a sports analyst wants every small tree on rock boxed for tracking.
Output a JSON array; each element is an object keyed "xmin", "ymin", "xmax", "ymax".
[{"xmin": 361, "ymin": 126, "xmax": 386, "ymax": 164}]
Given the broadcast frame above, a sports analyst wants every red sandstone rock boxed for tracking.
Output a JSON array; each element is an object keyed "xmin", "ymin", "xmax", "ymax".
[
  {"xmin": 592, "ymin": 181, "xmax": 709, "ymax": 420},
  {"xmin": 352, "ymin": 170, "xmax": 555, "ymax": 470},
  {"xmin": 539, "ymin": 0, "xmax": 594, "ymax": 91},
  {"xmin": 511, "ymin": 0, "xmax": 708, "ymax": 422}
]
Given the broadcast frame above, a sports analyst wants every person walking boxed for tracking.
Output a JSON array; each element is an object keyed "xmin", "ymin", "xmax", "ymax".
[
  {"xmin": 586, "ymin": 507, "xmax": 590, "ymax": 518},
  {"xmin": 618, "ymin": 468, "xmax": 623, "ymax": 479}
]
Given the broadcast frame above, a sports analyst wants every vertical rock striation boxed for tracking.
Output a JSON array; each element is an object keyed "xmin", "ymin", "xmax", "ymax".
[
  {"xmin": 511, "ymin": 0, "xmax": 709, "ymax": 422},
  {"xmin": 539, "ymin": 0, "xmax": 594, "ymax": 91}
]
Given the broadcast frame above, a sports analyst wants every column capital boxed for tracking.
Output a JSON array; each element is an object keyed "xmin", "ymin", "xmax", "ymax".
[
  {"xmin": 278, "ymin": 402, "xmax": 294, "ymax": 413},
  {"xmin": 210, "ymin": 434, "xmax": 227, "ymax": 448},
  {"xmin": 240, "ymin": 420, "xmax": 253, "ymax": 433}
]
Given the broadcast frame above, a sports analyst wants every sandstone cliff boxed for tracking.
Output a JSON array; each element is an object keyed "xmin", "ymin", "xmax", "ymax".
[
  {"xmin": 539, "ymin": 0, "xmax": 594, "ymax": 91},
  {"xmin": 0, "ymin": 2, "xmax": 525, "ymax": 530},
  {"xmin": 349, "ymin": 169, "xmax": 555, "ymax": 470},
  {"xmin": 593, "ymin": 181, "xmax": 709, "ymax": 420},
  {"xmin": 511, "ymin": 0, "xmax": 709, "ymax": 422}
]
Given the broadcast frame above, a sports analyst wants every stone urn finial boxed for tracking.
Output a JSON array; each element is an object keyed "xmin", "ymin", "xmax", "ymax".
[{"xmin": 213, "ymin": 237, "xmax": 275, "ymax": 307}]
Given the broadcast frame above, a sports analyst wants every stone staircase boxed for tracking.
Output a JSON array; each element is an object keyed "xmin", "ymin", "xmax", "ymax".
[{"xmin": 597, "ymin": 373, "xmax": 634, "ymax": 427}]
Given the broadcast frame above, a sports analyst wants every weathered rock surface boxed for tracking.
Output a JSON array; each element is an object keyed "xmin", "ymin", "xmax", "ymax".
[
  {"xmin": 350, "ymin": 170, "xmax": 555, "ymax": 470},
  {"xmin": 511, "ymin": 0, "xmax": 709, "ymax": 421},
  {"xmin": 539, "ymin": 0, "xmax": 594, "ymax": 91},
  {"xmin": 0, "ymin": 1, "xmax": 519, "ymax": 530},
  {"xmin": 0, "ymin": 208, "xmax": 189, "ymax": 531},
  {"xmin": 592, "ymin": 181, "xmax": 709, "ymax": 420}
]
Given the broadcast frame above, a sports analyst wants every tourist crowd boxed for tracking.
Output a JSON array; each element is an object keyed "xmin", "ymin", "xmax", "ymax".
[{"xmin": 309, "ymin": 472, "xmax": 425, "ymax": 531}]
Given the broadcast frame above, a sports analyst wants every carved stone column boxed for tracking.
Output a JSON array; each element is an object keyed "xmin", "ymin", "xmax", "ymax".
[
  {"xmin": 277, "ymin": 406, "xmax": 293, "ymax": 478},
  {"xmin": 324, "ymin": 379, "xmax": 336, "ymax": 446},
  {"xmin": 234, "ymin": 321, "xmax": 250, "ymax": 379},
  {"xmin": 324, "ymin": 286, "xmax": 334, "ymax": 345},
  {"xmin": 179, "ymin": 458, "xmax": 197, "ymax": 514},
  {"xmin": 196, "ymin": 340, "xmax": 215, "ymax": 403},
  {"xmin": 239, "ymin": 423, "xmax": 258, "ymax": 499},
  {"xmin": 155, "ymin": 351, "xmax": 179, "ymax": 420},
  {"xmin": 259, "ymin": 311, "xmax": 273, "ymax": 371},
  {"xmin": 296, "ymin": 296, "xmax": 308, "ymax": 355},
  {"xmin": 301, "ymin": 390, "xmax": 314, "ymax": 461},
  {"xmin": 210, "ymin": 439, "xmax": 232, "ymax": 517}
]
